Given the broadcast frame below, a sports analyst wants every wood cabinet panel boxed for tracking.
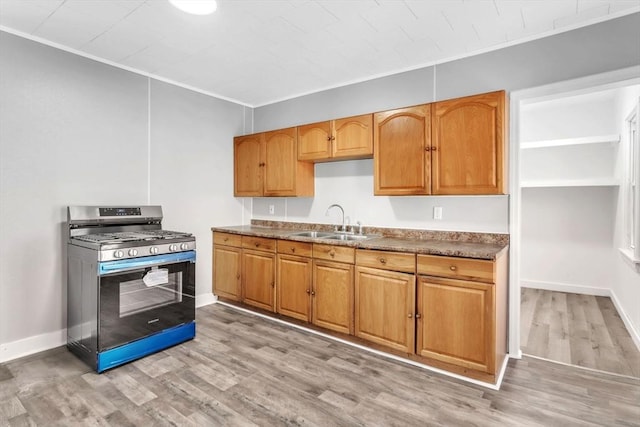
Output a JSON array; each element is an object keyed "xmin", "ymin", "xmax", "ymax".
[
  {"xmin": 332, "ymin": 114, "xmax": 373, "ymax": 159},
  {"xmin": 277, "ymin": 254, "xmax": 312, "ymax": 322},
  {"xmin": 212, "ymin": 244, "xmax": 241, "ymax": 301},
  {"xmin": 313, "ymin": 243, "xmax": 355, "ymax": 263},
  {"xmin": 277, "ymin": 240, "xmax": 312, "ymax": 258},
  {"xmin": 312, "ymin": 260, "xmax": 354, "ymax": 334},
  {"xmin": 432, "ymin": 90, "xmax": 506, "ymax": 195},
  {"xmin": 234, "ymin": 133, "xmax": 264, "ymax": 197},
  {"xmin": 298, "ymin": 114, "xmax": 373, "ymax": 162},
  {"xmin": 213, "ymin": 232, "xmax": 242, "ymax": 247},
  {"xmin": 242, "ymin": 235, "xmax": 276, "ymax": 252},
  {"xmin": 298, "ymin": 121, "xmax": 332, "ymax": 161},
  {"xmin": 356, "ymin": 249, "xmax": 415, "ymax": 273},
  {"xmin": 374, "ymin": 105, "xmax": 431, "ymax": 195},
  {"xmin": 242, "ymin": 249, "xmax": 276, "ymax": 312},
  {"xmin": 416, "ymin": 276, "xmax": 495, "ymax": 373},
  {"xmin": 417, "ymin": 254, "xmax": 494, "ymax": 283},
  {"xmin": 355, "ymin": 266, "xmax": 415, "ymax": 353}
]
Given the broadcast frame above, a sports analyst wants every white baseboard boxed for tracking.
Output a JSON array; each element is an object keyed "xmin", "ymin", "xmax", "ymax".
[
  {"xmin": 521, "ymin": 279, "xmax": 610, "ymax": 296},
  {"xmin": 0, "ymin": 329, "xmax": 66, "ymax": 364},
  {"xmin": 196, "ymin": 292, "xmax": 218, "ymax": 308},
  {"xmin": 521, "ymin": 279, "xmax": 640, "ymax": 352}
]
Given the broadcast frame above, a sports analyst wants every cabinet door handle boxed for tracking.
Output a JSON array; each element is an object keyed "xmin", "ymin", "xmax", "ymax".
[
  {"xmin": 271, "ymin": 282, "xmax": 275, "ymax": 287},
  {"xmin": 424, "ymin": 147, "xmax": 431, "ymax": 152},
  {"xmin": 306, "ymin": 289, "xmax": 310, "ymax": 294},
  {"xmin": 326, "ymin": 136, "xmax": 332, "ymax": 141},
  {"xmin": 415, "ymin": 313, "xmax": 422, "ymax": 319},
  {"xmin": 236, "ymin": 274, "xmax": 240, "ymax": 279},
  {"xmin": 431, "ymin": 146, "xmax": 437, "ymax": 152},
  {"xmin": 408, "ymin": 313, "xmax": 413, "ymax": 318},
  {"xmin": 311, "ymin": 291, "xmax": 316, "ymax": 296},
  {"xmin": 449, "ymin": 265, "xmax": 457, "ymax": 271},
  {"xmin": 330, "ymin": 136, "xmax": 336, "ymax": 141}
]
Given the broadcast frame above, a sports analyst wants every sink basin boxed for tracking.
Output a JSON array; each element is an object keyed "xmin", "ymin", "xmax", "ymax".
[
  {"xmin": 324, "ymin": 234, "xmax": 373, "ymax": 241},
  {"xmin": 289, "ymin": 231, "xmax": 336, "ymax": 238}
]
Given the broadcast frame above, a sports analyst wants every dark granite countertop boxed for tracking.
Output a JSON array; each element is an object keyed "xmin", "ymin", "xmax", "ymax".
[{"xmin": 211, "ymin": 221, "xmax": 508, "ymax": 260}]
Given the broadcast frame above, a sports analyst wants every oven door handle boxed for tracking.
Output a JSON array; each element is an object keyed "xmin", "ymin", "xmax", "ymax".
[{"xmin": 98, "ymin": 251, "xmax": 196, "ymax": 275}]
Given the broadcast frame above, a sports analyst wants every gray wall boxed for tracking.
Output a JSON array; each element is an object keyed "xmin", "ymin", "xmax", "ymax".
[{"xmin": 0, "ymin": 31, "xmax": 246, "ymax": 359}]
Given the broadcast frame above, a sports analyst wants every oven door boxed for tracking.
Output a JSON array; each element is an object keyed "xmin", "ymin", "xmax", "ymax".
[{"xmin": 98, "ymin": 251, "xmax": 195, "ymax": 351}]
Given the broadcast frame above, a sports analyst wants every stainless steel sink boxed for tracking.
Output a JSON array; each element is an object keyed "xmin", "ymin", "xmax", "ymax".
[
  {"xmin": 289, "ymin": 231, "xmax": 336, "ymax": 238},
  {"xmin": 324, "ymin": 234, "xmax": 374, "ymax": 241}
]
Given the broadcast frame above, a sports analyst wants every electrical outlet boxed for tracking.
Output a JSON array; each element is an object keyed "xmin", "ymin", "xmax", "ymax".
[
  {"xmin": 433, "ymin": 206, "xmax": 443, "ymax": 220},
  {"xmin": 268, "ymin": 204, "xmax": 275, "ymax": 215}
]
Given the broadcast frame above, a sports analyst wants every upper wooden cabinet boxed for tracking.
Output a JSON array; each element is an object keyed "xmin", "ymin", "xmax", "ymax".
[
  {"xmin": 432, "ymin": 90, "xmax": 507, "ymax": 195},
  {"xmin": 374, "ymin": 105, "xmax": 431, "ymax": 195},
  {"xmin": 373, "ymin": 91, "xmax": 507, "ymax": 196},
  {"xmin": 298, "ymin": 114, "xmax": 373, "ymax": 162},
  {"xmin": 234, "ymin": 127, "xmax": 314, "ymax": 197}
]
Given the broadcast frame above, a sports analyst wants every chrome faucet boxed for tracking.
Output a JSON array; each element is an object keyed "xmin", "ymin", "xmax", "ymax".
[{"xmin": 325, "ymin": 204, "xmax": 346, "ymax": 233}]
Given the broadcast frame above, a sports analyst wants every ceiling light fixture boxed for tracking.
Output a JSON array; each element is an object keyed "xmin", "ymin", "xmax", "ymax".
[{"xmin": 169, "ymin": 0, "xmax": 217, "ymax": 15}]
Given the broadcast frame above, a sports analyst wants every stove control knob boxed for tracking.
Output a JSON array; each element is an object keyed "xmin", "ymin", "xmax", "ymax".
[
  {"xmin": 114, "ymin": 250, "xmax": 124, "ymax": 258},
  {"xmin": 128, "ymin": 249, "xmax": 138, "ymax": 257},
  {"xmin": 180, "ymin": 243, "xmax": 189, "ymax": 250},
  {"xmin": 150, "ymin": 247, "xmax": 159, "ymax": 254},
  {"xmin": 169, "ymin": 244, "xmax": 178, "ymax": 252}
]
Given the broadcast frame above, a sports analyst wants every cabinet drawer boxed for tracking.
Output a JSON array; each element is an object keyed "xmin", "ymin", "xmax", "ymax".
[
  {"xmin": 214, "ymin": 232, "xmax": 242, "ymax": 247},
  {"xmin": 242, "ymin": 236, "xmax": 276, "ymax": 252},
  {"xmin": 356, "ymin": 249, "xmax": 415, "ymax": 273},
  {"xmin": 313, "ymin": 244, "xmax": 355, "ymax": 264},
  {"xmin": 417, "ymin": 254, "xmax": 494, "ymax": 283},
  {"xmin": 277, "ymin": 240, "xmax": 312, "ymax": 257}
]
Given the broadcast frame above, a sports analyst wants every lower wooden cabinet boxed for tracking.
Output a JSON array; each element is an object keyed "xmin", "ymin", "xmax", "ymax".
[
  {"xmin": 276, "ymin": 250, "xmax": 312, "ymax": 322},
  {"xmin": 354, "ymin": 266, "xmax": 415, "ymax": 353},
  {"xmin": 312, "ymin": 259, "xmax": 354, "ymax": 334},
  {"xmin": 212, "ymin": 232, "xmax": 242, "ymax": 301},
  {"xmin": 416, "ymin": 276, "xmax": 494, "ymax": 373},
  {"xmin": 242, "ymin": 248, "xmax": 276, "ymax": 311}
]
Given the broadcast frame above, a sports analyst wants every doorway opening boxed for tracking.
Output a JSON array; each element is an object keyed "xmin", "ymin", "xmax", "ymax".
[{"xmin": 509, "ymin": 68, "xmax": 640, "ymax": 377}]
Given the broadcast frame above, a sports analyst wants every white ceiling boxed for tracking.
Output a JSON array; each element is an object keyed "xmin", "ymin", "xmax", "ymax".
[{"xmin": 1, "ymin": 0, "xmax": 638, "ymax": 107}]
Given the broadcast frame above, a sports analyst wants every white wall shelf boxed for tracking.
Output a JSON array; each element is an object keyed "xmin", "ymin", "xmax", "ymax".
[
  {"xmin": 521, "ymin": 178, "xmax": 620, "ymax": 188},
  {"xmin": 520, "ymin": 134, "xmax": 620, "ymax": 149}
]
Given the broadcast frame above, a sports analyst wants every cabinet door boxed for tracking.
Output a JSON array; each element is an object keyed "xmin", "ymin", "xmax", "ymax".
[
  {"xmin": 298, "ymin": 121, "xmax": 331, "ymax": 161},
  {"xmin": 264, "ymin": 127, "xmax": 314, "ymax": 196},
  {"xmin": 374, "ymin": 105, "xmax": 431, "ymax": 195},
  {"xmin": 432, "ymin": 90, "xmax": 506, "ymax": 195},
  {"xmin": 333, "ymin": 114, "xmax": 373, "ymax": 159},
  {"xmin": 213, "ymin": 245, "xmax": 242, "ymax": 301},
  {"xmin": 276, "ymin": 254, "xmax": 312, "ymax": 322},
  {"xmin": 242, "ymin": 249, "xmax": 276, "ymax": 312},
  {"xmin": 234, "ymin": 133, "xmax": 264, "ymax": 196},
  {"xmin": 312, "ymin": 260, "xmax": 354, "ymax": 334},
  {"xmin": 416, "ymin": 276, "xmax": 495, "ymax": 373},
  {"xmin": 354, "ymin": 266, "xmax": 415, "ymax": 353}
]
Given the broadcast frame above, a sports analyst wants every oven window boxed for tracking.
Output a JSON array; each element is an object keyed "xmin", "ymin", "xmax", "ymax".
[{"xmin": 119, "ymin": 268, "xmax": 183, "ymax": 317}]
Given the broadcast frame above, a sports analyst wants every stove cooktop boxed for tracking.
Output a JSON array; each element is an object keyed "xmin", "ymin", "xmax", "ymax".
[{"xmin": 73, "ymin": 230, "xmax": 193, "ymax": 245}]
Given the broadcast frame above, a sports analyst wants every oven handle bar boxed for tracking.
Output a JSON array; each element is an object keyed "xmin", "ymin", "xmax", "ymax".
[{"xmin": 98, "ymin": 251, "xmax": 196, "ymax": 275}]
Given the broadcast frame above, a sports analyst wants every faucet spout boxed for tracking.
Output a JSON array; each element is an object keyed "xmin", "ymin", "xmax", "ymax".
[{"xmin": 325, "ymin": 204, "xmax": 345, "ymax": 232}]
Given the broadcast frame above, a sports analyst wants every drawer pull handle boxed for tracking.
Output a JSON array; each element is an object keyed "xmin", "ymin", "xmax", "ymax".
[
  {"xmin": 291, "ymin": 247, "xmax": 295, "ymax": 253},
  {"xmin": 379, "ymin": 258, "xmax": 386, "ymax": 264},
  {"xmin": 449, "ymin": 265, "xmax": 457, "ymax": 271},
  {"xmin": 255, "ymin": 243, "xmax": 260, "ymax": 247},
  {"xmin": 329, "ymin": 250, "xmax": 335, "ymax": 257},
  {"xmin": 223, "ymin": 237, "xmax": 229, "ymax": 242}
]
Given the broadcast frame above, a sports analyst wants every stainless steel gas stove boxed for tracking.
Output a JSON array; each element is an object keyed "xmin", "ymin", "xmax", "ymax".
[{"xmin": 67, "ymin": 205, "xmax": 196, "ymax": 372}]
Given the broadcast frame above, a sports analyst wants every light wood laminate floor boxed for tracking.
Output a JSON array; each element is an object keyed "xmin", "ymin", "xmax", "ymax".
[
  {"xmin": 1, "ymin": 303, "xmax": 639, "ymax": 426},
  {"xmin": 521, "ymin": 287, "xmax": 640, "ymax": 378}
]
